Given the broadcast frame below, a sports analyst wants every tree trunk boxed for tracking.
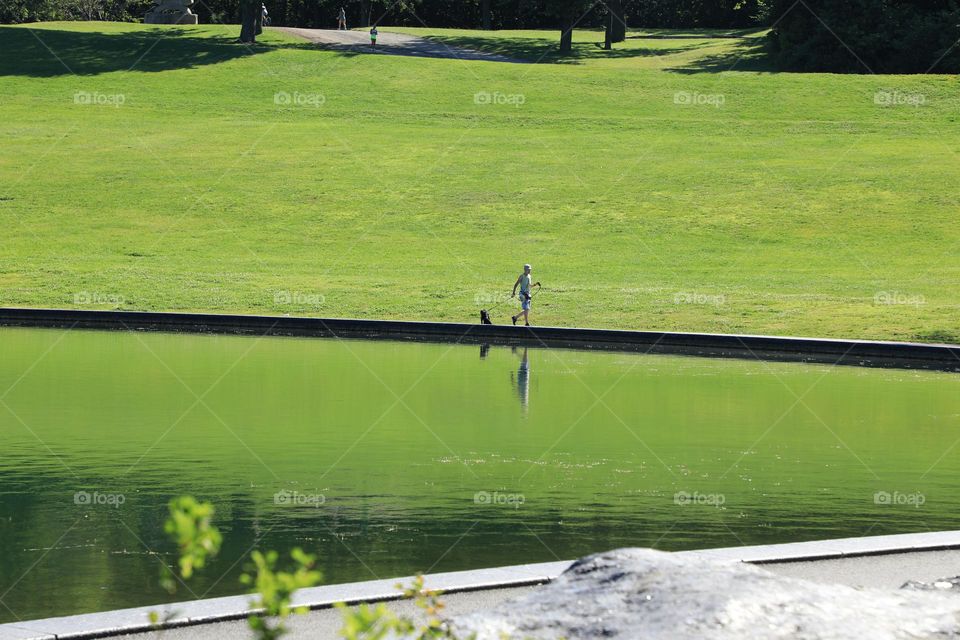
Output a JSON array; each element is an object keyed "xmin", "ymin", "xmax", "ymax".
[
  {"xmin": 481, "ymin": 0, "xmax": 491, "ymax": 30},
  {"xmin": 559, "ymin": 15, "xmax": 573, "ymax": 54},
  {"xmin": 238, "ymin": 0, "xmax": 258, "ymax": 42},
  {"xmin": 610, "ymin": 0, "xmax": 626, "ymax": 42},
  {"xmin": 604, "ymin": 12, "xmax": 612, "ymax": 49}
]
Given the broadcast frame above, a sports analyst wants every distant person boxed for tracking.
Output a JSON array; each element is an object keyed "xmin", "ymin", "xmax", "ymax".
[
  {"xmin": 369, "ymin": 25, "xmax": 378, "ymax": 47},
  {"xmin": 261, "ymin": 3, "xmax": 269, "ymax": 25},
  {"xmin": 511, "ymin": 263, "xmax": 539, "ymax": 326},
  {"xmin": 337, "ymin": 6, "xmax": 347, "ymax": 30}
]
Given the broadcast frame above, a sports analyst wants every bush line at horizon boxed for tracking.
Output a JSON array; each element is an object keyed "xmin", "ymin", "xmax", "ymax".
[{"xmin": 0, "ymin": 0, "xmax": 771, "ymax": 36}]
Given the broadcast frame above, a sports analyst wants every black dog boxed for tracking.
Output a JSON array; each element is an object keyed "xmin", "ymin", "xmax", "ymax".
[{"xmin": 480, "ymin": 309, "xmax": 493, "ymax": 325}]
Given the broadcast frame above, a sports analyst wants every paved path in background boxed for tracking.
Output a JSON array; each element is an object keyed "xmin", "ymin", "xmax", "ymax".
[
  {"xmin": 762, "ymin": 549, "xmax": 960, "ymax": 589},
  {"xmin": 273, "ymin": 27, "xmax": 525, "ymax": 63}
]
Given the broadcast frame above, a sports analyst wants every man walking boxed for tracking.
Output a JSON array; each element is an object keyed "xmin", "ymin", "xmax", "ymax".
[{"xmin": 511, "ymin": 263, "xmax": 538, "ymax": 326}]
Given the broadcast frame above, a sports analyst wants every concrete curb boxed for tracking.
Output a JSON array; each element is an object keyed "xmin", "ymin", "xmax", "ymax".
[
  {"xmin": 0, "ymin": 308, "xmax": 958, "ymax": 372},
  {"xmin": 1, "ymin": 561, "xmax": 569, "ymax": 640},
  {"xmin": 4, "ymin": 531, "xmax": 960, "ymax": 640},
  {"xmin": 676, "ymin": 529, "xmax": 960, "ymax": 564}
]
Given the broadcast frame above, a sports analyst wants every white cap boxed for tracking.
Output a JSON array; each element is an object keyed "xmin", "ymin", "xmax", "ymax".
[{"xmin": 524, "ymin": 264, "xmax": 532, "ymax": 270}]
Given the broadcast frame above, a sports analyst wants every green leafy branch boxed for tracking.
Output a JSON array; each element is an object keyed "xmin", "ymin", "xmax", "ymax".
[
  {"xmin": 151, "ymin": 495, "xmax": 481, "ymax": 640},
  {"xmin": 160, "ymin": 496, "xmax": 223, "ymax": 593},
  {"xmin": 240, "ymin": 548, "xmax": 322, "ymax": 640},
  {"xmin": 339, "ymin": 575, "xmax": 466, "ymax": 640}
]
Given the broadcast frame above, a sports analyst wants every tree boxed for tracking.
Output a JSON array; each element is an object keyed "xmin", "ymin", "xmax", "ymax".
[
  {"xmin": 602, "ymin": 0, "xmax": 626, "ymax": 49},
  {"xmin": 237, "ymin": 0, "xmax": 261, "ymax": 43},
  {"xmin": 548, "ymin": 0, "xmax": 593, "ymax": 54},
  {"xmin": 481, "ymin": 0, "xmax": 491, "ymax": 29},
  {"xmin": 608, "ymin": 0, "xmax": 625, "ymax": 42}
]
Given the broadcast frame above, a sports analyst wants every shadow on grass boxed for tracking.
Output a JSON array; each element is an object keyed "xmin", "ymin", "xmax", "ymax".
[
  {"xmin": 0, "ymin": 25, "xmax": 315, "ymax": 76},
  {"xmin": 278, "ymin": 32, "xmax": 531, "ymax": 63},
  {"xmin": 661, "ymin": 36, "xmax": 778, "ymax": 73},
  {"xmin": 413, "ymin": 34, "xmax": 704, "ymax": 64},
  {"xmin": 629, "ymin": 27, "xmax": 766, "ymax": 39},
  {"xmin": 409, "ymin": 27, "xmax": 777, "ymax": 68}
]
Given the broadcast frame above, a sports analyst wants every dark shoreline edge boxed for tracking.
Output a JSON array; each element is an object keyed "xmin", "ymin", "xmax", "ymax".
[{"xmin": 1, "ymin": 307, "xmax": 958, "ymax": 372}]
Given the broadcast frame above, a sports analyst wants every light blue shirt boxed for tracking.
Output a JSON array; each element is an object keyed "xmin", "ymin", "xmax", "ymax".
[{"xmin": 519, "ymin": 274, "xmax": 531, "ymax": 295}]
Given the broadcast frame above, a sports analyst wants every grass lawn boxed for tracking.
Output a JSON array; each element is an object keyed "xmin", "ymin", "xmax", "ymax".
[{"xmin": 0, "ymin": 22, "xmax": 958, "ymax": 341}]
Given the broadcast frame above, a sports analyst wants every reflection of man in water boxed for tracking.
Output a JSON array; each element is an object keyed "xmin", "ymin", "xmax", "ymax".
[{"xmin": 510, "ymin": 347, "xmax": 530, "ymax": 415}]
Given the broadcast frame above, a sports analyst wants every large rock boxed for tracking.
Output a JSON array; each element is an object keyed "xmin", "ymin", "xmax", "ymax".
[{"xmin": 449, "ymin": 549, "xmax": 960, "ymax": 639}]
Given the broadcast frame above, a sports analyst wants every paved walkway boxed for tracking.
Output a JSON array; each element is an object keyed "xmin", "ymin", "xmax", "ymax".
[
  {"xmin": 113, "ymin": 587, "xmax": 529, "ymax": 640},
  {"xmin": 762, "ymin": 549, "xmax": 960, "ymax": 588},
  {"xmin": 108, "ymin": 549, "xmax": 960, "ymax": 640},
  {"xmin": 273, "ymin": 27, "xmax": 524, "ymax": 63}
]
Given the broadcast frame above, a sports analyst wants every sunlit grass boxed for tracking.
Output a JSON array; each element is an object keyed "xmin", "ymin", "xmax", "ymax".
[{"xmin": 1, "ymin": 22, "xmax": 958, "ymax": 341}]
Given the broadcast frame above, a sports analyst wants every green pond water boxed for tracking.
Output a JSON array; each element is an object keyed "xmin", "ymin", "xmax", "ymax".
[{"xmin": 1, "ymin": 326, "xmax": 959, "ymax": 623}]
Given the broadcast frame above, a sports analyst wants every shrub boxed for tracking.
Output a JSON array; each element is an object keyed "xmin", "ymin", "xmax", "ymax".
[{"xmin": 769, "ymin": 0, "xmax": 960, "ymax": 73}]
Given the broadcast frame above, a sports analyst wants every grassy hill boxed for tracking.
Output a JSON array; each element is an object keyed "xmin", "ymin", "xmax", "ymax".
[{"xmin": 1, "ymin": 22, "xmax": 958, "ymax": 341}]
